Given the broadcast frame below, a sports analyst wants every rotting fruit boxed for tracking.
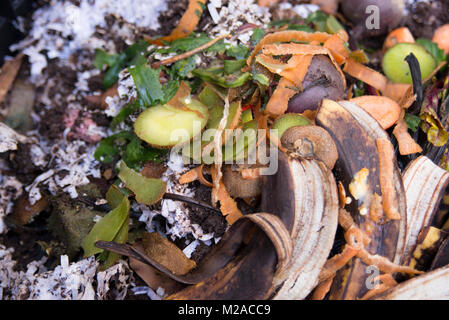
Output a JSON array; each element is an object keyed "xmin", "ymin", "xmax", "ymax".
[{"xmin": 382, "ymin": 43, "xmax": 436, "ymax": 84}]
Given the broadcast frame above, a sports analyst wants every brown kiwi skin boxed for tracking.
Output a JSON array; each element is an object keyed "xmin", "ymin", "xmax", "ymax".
[{"xmin": 222, "ymin": 165, "xmax": 262, "ymax": 199}]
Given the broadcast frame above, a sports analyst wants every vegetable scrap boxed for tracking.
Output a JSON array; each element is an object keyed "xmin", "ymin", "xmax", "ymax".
[{"xmin": 2, "ymin": 0, "xmax": 449, "ymax": 301}]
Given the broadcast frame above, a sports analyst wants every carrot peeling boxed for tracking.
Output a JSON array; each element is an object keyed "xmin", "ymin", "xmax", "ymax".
[
  {"xmin": 392, "ymin": 119, "xmax": 423, "ymax": 155},
  {"xmin": 147, "ymin": 0, "xmax": 207, "ymax": 45},
  {"xmin": 211, "ymin": 167, "xmax": 243, "ymax": 225},
  {"xmin": 350, "ymin": 95, "xmax": 401, "ymax": 130},
  {"xmin": 383, "ymin": 27, "xmax": 415, "ymax": 51},
  {"xmin": 247, "ymin": 30, "xmax": 333, "ymax": 65},
  {"xmin": 318, "ymin": 244, "xmax": 360, "ymax": 283},
  {"xmin": 343, "ymin": 58, "xmax": 388, "ymax": 93},
  {"xmin": 311, "ymin": 274, "xmax": 335, "ymax": 300},
  {"xmin": 179, "ymin": 164, "xmax": 213, "ymax": 187},
  {"xmin": 360, "ymin": 274, "xmax": 398, "ymax": 300},
  {"xmin": 376, "ymin": 138, "xmax": 401, "ymax": 221}
]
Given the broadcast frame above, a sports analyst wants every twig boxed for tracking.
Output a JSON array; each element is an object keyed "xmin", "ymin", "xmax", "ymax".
[{"xmin": 151, "ymin": 34, "xmax": 231, "ymax": 69}]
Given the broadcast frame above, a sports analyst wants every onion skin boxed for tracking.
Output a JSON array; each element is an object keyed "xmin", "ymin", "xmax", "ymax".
[
  {"xmin": 287, "ymin": 55, "xmax": 345, "ymax": 113},
  {"xmin": 341, "ymin": 0, "xmax": 405, "ymax": 37}
]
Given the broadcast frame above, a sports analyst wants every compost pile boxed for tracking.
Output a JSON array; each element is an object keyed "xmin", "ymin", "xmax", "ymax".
[{"xmin": 1, "ymin": 0, "xmax": 449, "ymax": 300}]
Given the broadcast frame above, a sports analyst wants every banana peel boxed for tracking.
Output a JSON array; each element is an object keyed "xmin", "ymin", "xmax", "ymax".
[{"xmin": 316, "ymin": 99, "xmax": 408, "ymax": 299}]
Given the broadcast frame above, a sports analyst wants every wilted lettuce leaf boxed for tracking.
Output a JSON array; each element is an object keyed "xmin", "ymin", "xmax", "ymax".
[
  {"xmin": 117, "ymin": 161, "xmax": 166, "ymax": 206},
  {"xmin": 226, "ymin": 45, "xmax": 249, "ymax": 60},
  {"xmin": 93, "ymin": 49, "xmax": 120, "ymax": 70},
  {"xmin": 224, "ymin": 59, "xmax": 246, "ymax": 74},
  {"xmin": 404, "ymin": 113, "xmax": 421, "ymax": 132},
  {"xmin": 250, "ymin": 28, "xmax": 265, "ymax": 47},
  {"xmin": 129, "ymin": 64, "xmax": 164, "ymax": 107},
  {"xmin": 81, "ymin": 191, "xmax": 130, "ymax": 257},
  {"xmin": 420, "ymin": 87, "xmax": 449, "ymax": 146},
  {"xmin": 306, "ymin": 10, "xmax": 328, "ymax": 32},
  {"xmin": 94, "ymin": 131, "xmax": 165, "ymax": 169}
]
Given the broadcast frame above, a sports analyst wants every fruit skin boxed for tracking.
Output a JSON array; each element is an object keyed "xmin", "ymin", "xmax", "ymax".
[
  {"xmin": 272, "ymin": 113, "xmax": 311, "ymax": 140},
  {"xmin": 433, "ymin": 24, "xmax": 449, "ymax": 55},
  {"xmin": 287, "ymin": 55, "xmax": 345, "ymax": 113},
  {"xmin": 134, "ymin": 99, "xmax": 209, "ymax": 148},
  {"xmin": 341, "ymin": 0, "xmax": 405, "ymax": 37},
  {"xmin": 382, "ymin": 43, "xmax": 437, "ymax": 84}
]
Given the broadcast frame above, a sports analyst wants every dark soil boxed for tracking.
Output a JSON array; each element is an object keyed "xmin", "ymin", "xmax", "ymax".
[
  {"xmin": 404, "ymin": 0, "xmax": 449, "ymax": 39},
  {"xmin": 155, "ymin": 0, "xmax": 188, "ymax": 36},
  {"xmin": 6, "ymin": 144, "xmax": 46, "ymax": 184},
  {"xmin": 0, "ymin": 210, "xmax": 56, "ymax": 272}
]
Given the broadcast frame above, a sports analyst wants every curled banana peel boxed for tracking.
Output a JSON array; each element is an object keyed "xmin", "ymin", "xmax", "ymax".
[
  {"xmin": 373, "ymin": 264, "xmax": 449, "ymax": 299},
  {"xmin": 400, "ymin": 156, "xmax": 449, "ymax": 264},
  {"xmin": 314, "ymin": 99, "xmax": 418, "ymax": 299},
  {"xmin": 261, "ymin": 152, "xmax": 339, "ymax": 299}
]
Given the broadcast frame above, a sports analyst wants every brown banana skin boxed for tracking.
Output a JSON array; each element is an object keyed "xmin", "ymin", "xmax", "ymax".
[
  {"xmin": 316, "ymin": 100, "xmax": 407, "ymax": 299},
  {"xmin": 167, "ymin": 152, "xmax": 296, "ymax": 300}
]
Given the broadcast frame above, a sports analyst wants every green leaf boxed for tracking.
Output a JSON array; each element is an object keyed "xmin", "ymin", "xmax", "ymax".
[
  {"xmin": 81, "ymin": 194, "xmax": 130, "ymax": 257},
  {"xmin": 122, "ymin": 135, "xmax": 165, "ymax": 169},
  {"xmin": 250, "ymin": 28, "xmax": 265, "ymax": 47},
  {"xmin": 416, "ymin": 38, "xmax": 447, "ymax": 65},
  {"xmin": 404, "ymin": 113, "xmax": 421, "ymax": 132},
  {"xmin": 171, "ymin": 55, "xmax": 198, "ymax": 78},
  {"xmin": 288, "ymin": 24, "xmax": 314, "ymax": 32},
  {"xmin": 193, "ymin": 68, "xmax": 251, "ymax": 88},
  {"xmin": 102, "ymin": 40, "xmax": 149, "ymax": 89},
  {"xmin": 226, "ymin": 45, "xmax": 249, "ymax": 60},
  {"xmin": 159, "ymin": 34, "xmax": 211, "ymax": 54},
  {"xmin": 224, "ymin": 59, "xmax": 246, "ymax": 74},
  {"xmin": 199, "ymin": 85, "xmax": 224, "ymax": 108},
  {"xmin": 118, "ymin": 161, "xmax": 166, "ymax": 206},
  {"xmin": 206, "ymin": 39, "xmax": 229, "ymax": 54},
  {"xmin": 306, "ymin": 10, "xmax": 328, "ymax": 32},
  {"xmin": 129, "ymin": 64, "xmax": 164, "ymax": 107},
  {"xmin": 93, "ymin": 49, "xmax": 120, "ymax": 70},
  {"xmin": 253, "ymin": 73, "xmax": 270, "ymax": 86},
  {"xmin": 326, "ymin": 15, "xmax": 345, "ymax": 35},
  {"xmin": 94, "ymin": 140, "xmax": 119, "ymax": 164}
]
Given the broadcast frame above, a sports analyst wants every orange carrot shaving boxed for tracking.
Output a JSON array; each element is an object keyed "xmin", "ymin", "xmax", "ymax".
[
  {"xmin": 392, "ymin": 119, "xmax": 423, "ymax": 155},
  {"xmin": 280, "ymin": 55, "xmax": 314, "ymax": 85},
  {"xmin": 376, "ymin": 138, "xmax": 401, "ymax": 221},
  {"xmin": 361, "ymin": 274, "xmax": 398, "ymax": 300},
  {"xmin": 432, "ymin": 24, "xmax": 449, "ymax": 54},
  {"xmin": 261, "ymin": 43, "xmax": 345, "ymax": 88},
  {"xmin": 265, "ymin": 77, "xmax": 297, "ymax": 116},
  {"xmin": 247, "ymin": 30, "xmax": 333, "ymax": 65},
  {"xmin": 383, "ymin": 27, "xmax": 415, "ymax": 51},
  {"xmin": 337, "ymin": 181, "xmax": 346, "ymax": 209},
  {"xmin": 262, "ymin": 43, "xmax": 330, "ymax": 56},
  {"xmin": 179, "ymin": 164, "xmax": 213, "ymax": 187},
  {"xmin": 350, "ymin": 95, "xmax": 401, "ymax": 130},
  {"xmin": 356, "ymin": 250, "xmax": 424, "ymax": 275},
  {"xmin": 338, "ymin": 208, "xmax": 355, "ymax": 231},
  {"xmin": 323, "ymin": 33, "xmax": 349, "ymax": 65},
  {"xmin": 383, "ymin": 82, "xmax": 412, "ymax": 103},
  {"xmin": 147, "ymin": 0, "xmax": 207, "ymax": 45},
  {"xmin": 318, "ymin": 244, "xmax": 360, "ymax": 282},
  {"xmin": 343, "ymin": 58, "xmax": 388, "ymax": 93},
  {"xmin": 311, "ymin": 274, "xmax": 335, "ymax": 300},
  {"xmin": 211, "ymin": 167, "xmax": 243, "ymax": 225}
]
